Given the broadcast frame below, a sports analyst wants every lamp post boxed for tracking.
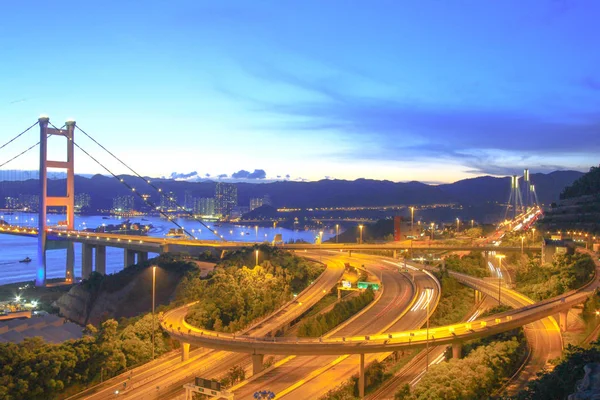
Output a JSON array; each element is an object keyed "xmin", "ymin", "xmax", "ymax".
[
  {"xmin": 335, "ymin": 224, "xmax": 339, "ymax": 243},
  {"xmin": 532, "ymin": 228, "xmax": 536, "ymax": 241},
  {"xmin": 358, "ymin": 225, "xmax": 364, "ymax": 245},
  {"xmin": 255, "ymin": 249, "xmax": 259, "ymax": 266},
  {"xmin": 456, "ymin": 218, "xmax": 460, "ymax": 233},
  {"xmin": 471, "ymin": 219, "xmax": 474, "ymax": 229},
  {"xmin": 495, "ymin": 255, "xmax": 505, "ymax": 306},
  {"xmin": 425, "ymin": 287, "xmax": 433, "ymax": 371},
  {"xmin": 430, "ymin": 222, "xmax": 434, "ymax": 241},
  {"xmin": 410, "ymin": 207, "xmax": 415, "ymax": 233},
  {"xmin": 255, "ymin": 225, "xmax": 258, "ymax": 240},
  {"xmin": 152, "ymin": 266, "xmax": 156, "ymax": 360}
]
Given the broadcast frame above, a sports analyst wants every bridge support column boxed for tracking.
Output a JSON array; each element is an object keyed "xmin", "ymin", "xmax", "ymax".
[
  {"xmin": 452, "ymin": 342, "xmax": 462, "ymax": 359},
  {"xmin": 95, "ymin": 246, "xmax": 106, "ymax": 275},
  {"xmin": 252, "ymin": 354, "xmax": 264, "ymax": 375},
  {"xmin": 82, "ymin": 244, "xmax": 93, "ymax": 279},
  {"xmin": 393, "ymin": 250, "xmax": 397, "ymax": 259},
  {"xmin": 559, "ymin": 310, "xmax": 569, "ymax": 332},
  {"xmin": 160, "ymin": 244, "xmax": 169, "ymax": 254},
  {"xmin": 66, "ymin": 242, "xmax": 74, "ymax": 282},
  {"xmin": 359, "ymin": 353, "xmax": 365, "ymax": 398},
  {"xmin": 474, "ymin": 289, "xmax": 481, "ymax": 303},
  {"xmin": 124, "ymin": 249, "xmax": 136, "ymax": 268},
  {"xmin": 137, "ymin": 251, "xmax": 148, "ymax": 264},
  {"xmin": 338, "ymin": 288, "xmax": 342, "ymax": 300},
  {"xmin": 220, "ymin": 250, "xmax": 227, "ymax": 259},
  {"xmin": 349, "ymin": 250, "xmax": 352, "ymax": 257},
  {"xmin": 181, "ymin": 342, "xmax": 190, "ymax": 362}
]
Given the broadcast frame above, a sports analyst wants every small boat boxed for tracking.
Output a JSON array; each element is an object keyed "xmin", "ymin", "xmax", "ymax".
[
  {"xmin": 102, "ymin": 217, "xmax": 110, "ymax": 220},
  {"xmin": 19, "ymin": 257, "xmax": 32, "ymax": 263}
]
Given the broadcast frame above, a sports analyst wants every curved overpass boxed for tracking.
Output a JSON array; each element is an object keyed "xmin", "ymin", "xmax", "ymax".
[{"xmin": 161, "ymin": 250, "xmax": 599, "ymax": 356}]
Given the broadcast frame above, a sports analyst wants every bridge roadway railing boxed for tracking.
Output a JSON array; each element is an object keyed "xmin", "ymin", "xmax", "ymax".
[{"xmin": 160, "ymin": 253, "xmax": 599, "ymax": 356}]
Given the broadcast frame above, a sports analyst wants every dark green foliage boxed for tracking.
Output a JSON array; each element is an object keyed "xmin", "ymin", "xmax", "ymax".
[
  {"xmin": 398, "ymin": 339, "xmax": 526, "ymax": 399},
  {"xmin": 443, "ymin": 252, "xmax": 488, "ymax": 278},
  {"xmin": 297, "ymin": 289, "xmax": 375, "ymax": 337},
  {"xmin": 219, "ymin": 365, "xmax": 246, "ymax": 388},
  {"xmin": 516, "ymin": 253, "xmax": 595, "ymax": 300},
  {"xmin": 514, "ymin": 342, "xmax": 600, "ymax": 400},
  {"xmin": 0, "ymin": 315, "xmax": 172, "ymax": 400},
  {"xmin": 561, "ymin": 165, "xmax": 600, "ymax": 199},
  {"xmin": 180, "ymin": 246, "xmax": 324, "ymax": 332},
  {"xmin": 430, "ymin": 273, "xmax": 473, "ymax": 327}
]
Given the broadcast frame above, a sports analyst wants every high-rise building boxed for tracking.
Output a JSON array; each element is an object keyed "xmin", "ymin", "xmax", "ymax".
[
  {"xmin": 194, "ymin": 197, "xmax": 215, "ymax": 215},
  {"xmin": 160, "ymin": 191, "xmax": 178, "ymax": 211},
  {"xmin": 184, "ymin": 190, "xmax": 193, "ymax": 211},
  {"xmin": 75, "ymin": 193, "xmax": 91, "ymax": 210},
  {"xmin": 215, "ymin": 183, "xmax": 237, "ymax": 217},
  {"xmin": 250, "ymin": 197, "xmax": 263, "ymax": 211},
  {"xmin": 112, "ymin": 195, "xmax": 135, "ymax": 212}
]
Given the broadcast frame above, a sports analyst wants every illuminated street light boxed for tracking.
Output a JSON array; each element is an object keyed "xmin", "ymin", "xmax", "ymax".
[
  {"xmin": 335, "ymin": 224, "xmax": 339, "ymax": 243},
  {"xmin": 425, "ymin": 287, "xmax": 433, "ymax": 371},
  {"xmin": 152, "ymin": 266, "xmax": 156, "ymax": 360},
  {"xmin": 471, "ymin": 219, "xmax": 474, "ymax": 229},
  {"xmin": 410, "ymin": 207, "xmax": 415, "ymax": 233},
  {"xmin": 358, "ymin": 225, "xmax": 364, "ymax": 245},
  {"xmin": 255, "ymin": 225, "xmax": 258, "ymax": 240},
  {"xmin": 521, "ymin": 236, "xmax": 525, "ymax": 254},
  {"xmin": 456, "ymin": 218, "xmax": 460, "ymax": 233},
  {"xmin": 495, "ymin": 254, "xmax": 506, "ymax": 306},
  {"xmin": 430, "ymin": 222, "xmax": 435, "ymax": 241},
  {"xmin": 255, "ymin": 249, "xmax": 259, "ymax": 266}
]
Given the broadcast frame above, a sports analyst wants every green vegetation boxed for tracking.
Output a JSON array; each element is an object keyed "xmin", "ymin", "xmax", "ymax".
[
  {"xmin": 516, "ymin": 253, "xmax": 595, "ymax": 301},
  {"xmin": 514, "ymin": 341, "xmax": 600, "ymax": 400},
  {"xmin": 298, "ymin": 289, "xmax": 375, "ymax": 337},
  {"xmin": 219, "ymin": 365, "xmax": 246, "ymax": 388},
  {"xmin": 181, "ymin": 246, "xmax": 324, "ymax": 332},
  {"xmin": 0, "ymin": 315, "xmax": 174, "ymax": 400},
  {"xmin": 430, "ymin": 271, "xmax": 473, "ymax": 327},
  {"xmin": 321, "ymin": 359, "xmax": 389, "ymax": 399},
  {"xmin": 397, "ymin": 339, "xmax": 525, "ymax": 399},
  {"xmin": 561, "ymin": 165, "xmax": 600, "ymax": 199},
  {"xmin": 443, "ymin": 252, "xmax": 489, "ymax": 278}
]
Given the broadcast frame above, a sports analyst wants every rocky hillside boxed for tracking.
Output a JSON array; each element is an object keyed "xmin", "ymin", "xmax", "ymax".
[{"xmin": 54, "ymin": 254, "xmax": 199, "ymax": 326}]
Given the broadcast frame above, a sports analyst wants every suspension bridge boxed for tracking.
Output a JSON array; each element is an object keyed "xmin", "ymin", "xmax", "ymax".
[{"xmin": 0, "ymin": 117, "xmax": 544, "ymax": 287}]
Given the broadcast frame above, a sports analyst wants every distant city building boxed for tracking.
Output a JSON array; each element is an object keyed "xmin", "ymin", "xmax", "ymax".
[
  {"xmin": 160, "ymin": 191, "xmax": 178, "ymax": 211},
  {"xmin": 194, "ymin": 197, "xmax": 215, "ymax": 215},
  {"xmin": 3, "ymin": 194, "xmax": 39, "ymax": 211},
  {"xmin": 250, "ymin": 195, "xmax": 272, "ymax": 211},
  {"xmin": 215, "ymin": 183, "xmax": 237, "ymax": 217},
  {"xmin": 74, "ymin": 193, "xmax": 91, "ymax": 210},
  {"xmin": 231, "ymin": 206, "xmax": 249, "ymax": 218},
  {"xmin": 112, "ymin": 195, "xmax": 134, "ymax": 212},
  {"xmin": 184, "ymin": 190, "xmax": 193, "ymax": 211}
]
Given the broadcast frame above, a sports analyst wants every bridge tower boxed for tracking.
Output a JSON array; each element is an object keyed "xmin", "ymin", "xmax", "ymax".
[
  {"xmin": 36, "ymin": 117, "xmax": 76, "ymax": 287},
  {"xmin": 523, "ymin": 169, "xmax": 530, "ymax": 208}
]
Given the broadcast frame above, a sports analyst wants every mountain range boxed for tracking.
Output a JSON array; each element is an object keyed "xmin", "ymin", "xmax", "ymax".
[{"xmin": 0, "ymin": 170, "xmax": 584, "ymax": 211}]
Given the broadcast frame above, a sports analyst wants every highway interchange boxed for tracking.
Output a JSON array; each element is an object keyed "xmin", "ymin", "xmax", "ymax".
[{"xmin": 65, "ymin": 244, "xmax": 600, "ymax": 399}]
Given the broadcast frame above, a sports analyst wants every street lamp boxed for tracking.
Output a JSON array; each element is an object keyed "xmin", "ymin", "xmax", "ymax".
[
  {"xmin": 425, "ymin": 287, "xmax": 433, "ymax": 371},
  {"xmin": 255, "ymin": 249, "xmax": 259, "ymax": 266},
  {"xmin": 430, "ymin": 222, "xmax": 435, "ymax": 241},
  {"xmin": 410, "ymin": 207, "xmax": 415, "ymax": 233},
  {"xmin": 335, "ymin": 224, "xmax": 339, "ymax": 243},
  {"xmin": 495, "ymin": 255, "xmax": 505, "ymax": 306},
  {"xmin": 319, "ymin": 231, "xmax": 324, "ymax": 261},
  {"xmin": 255, "ymin": 225, "xmax": 258, "ymax": 240},
  {"xmin": 152, "ymin": 266, "xmax": 156, "ymax": 360},
  {"xmin": 456, "ymin": 218, "xmax": 460, "ymax": 233},
  {"xmin": 471, "ymin": 219, "xmax": 474, "ymax": 229},
  {"xmin": 358, "ymin": 225, "xmax": 364, "ymax": 245},
  {"xmin": 532, "ymin": 228, "xmax": 536, "ymax": 241}
]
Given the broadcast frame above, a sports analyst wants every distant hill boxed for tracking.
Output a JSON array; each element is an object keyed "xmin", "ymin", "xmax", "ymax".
[
  {"xmin": 540, "ymin": 166, "xmax": 600, "ymax": 234},
  {"xmin": 0, "ymin": 170, "xmax": 584, "ymax": 212}
]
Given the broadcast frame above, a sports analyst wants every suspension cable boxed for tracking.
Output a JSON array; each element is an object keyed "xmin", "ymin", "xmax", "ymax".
[
  {"xmin": 75, "ymin": 124, "xmax": 223, "ymax": 240},
  {"xmin": 50, "ymin": 123, "xmax": 220, "ymax": 241},
  {"xmin": 0, "ymin": 141, "xmax": 40, "ymax": 169},
  {"xmin": 0, "ymin": 121, "xmax": 39, "ymax": 151}
]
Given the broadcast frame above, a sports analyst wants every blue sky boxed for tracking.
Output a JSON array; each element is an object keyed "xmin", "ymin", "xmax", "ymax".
[{"xmin": 0, "ymin": 0, "xmax": 598, "ymax": 183}]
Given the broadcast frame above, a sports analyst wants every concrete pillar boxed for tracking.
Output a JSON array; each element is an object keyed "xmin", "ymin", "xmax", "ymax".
[
  {"xmin": 559, "ymin": 310, "xmax": 569, "ymax": 332},
  {"xmin": 338, "ymin": 288, "xmax": 342, "ymax": 300},
  {"xmin": 349, "ymin": 250, "xmax": 352, "ymax": 257},
  {"xmin": 82, "ymin": 244, "xmax": 93, "ymax": 279},
  {"xmin": 181, "ymin": 342, "xmax": 190, "ymax": 361},
  {"xmin": 220, "ymin": 250, "xmax": 227, "ymax": 259},
  {"xmin": 452, "ymin": 342, "xmax": 462, "ymax": 359},
  {"xmin": 66, "ymin": 242, "xmax": 74, "ymax": 282},
  {"xmin": 124, "ymin": 248, "xmax": 136, "ymax": 268},
  {"xmin": 474, "ymin": 289, "xmax": 481, "ymax": 303},
  {"xmin": 95, "ymin": 245, "xmax": 106, "ymax": 275},
  {"xmin": 393, "ymin": 250, "xmax": 397, "ymax": 259},
  {"xmin": 137, "ymin": 251, "xmax": 148, "ymax": 263},
  {"xmin": 252, "ymin": 354, "xmax": 264, "ymax": 375},
  {"xmin": 160, "ymin": 243, "xmax": 169, "ymax": 254},
  {"xmin": 359, "ymin": 353, "xmax": 365, "ymax": 398}
]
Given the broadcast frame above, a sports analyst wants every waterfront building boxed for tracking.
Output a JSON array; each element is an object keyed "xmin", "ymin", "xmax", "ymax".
[{"xmin": 215, "ymin": 183, "xmax": 237, "ymax": 217}]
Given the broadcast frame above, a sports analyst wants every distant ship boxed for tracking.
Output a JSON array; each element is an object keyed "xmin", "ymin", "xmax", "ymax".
[
  {"xmin": 19, "ymin": 257, "xmax": 32, "ymax": 263},
  {"xmin": 166, "ymin": 228, "xmax": 187, "ymax": 239}
]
